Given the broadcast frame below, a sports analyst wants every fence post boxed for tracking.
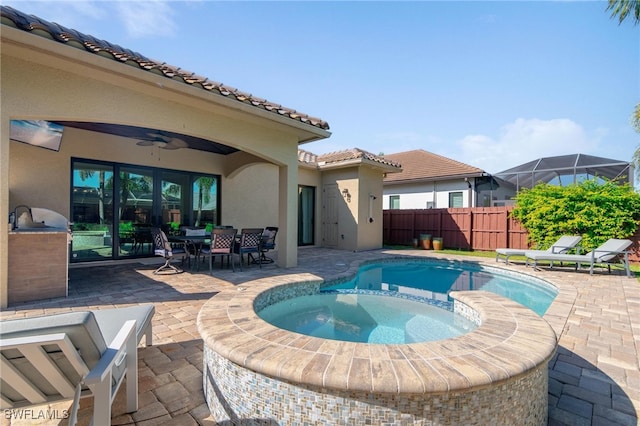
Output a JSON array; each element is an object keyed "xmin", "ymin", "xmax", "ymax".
[{"xmin": 468, "ymin": 209, "xmax": 473, "ymax": 250}]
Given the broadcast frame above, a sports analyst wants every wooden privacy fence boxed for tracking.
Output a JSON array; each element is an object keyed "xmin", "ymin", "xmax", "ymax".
[{"xmin": 382, "ymin": 207, "xmax": 640, "ymax": 263}]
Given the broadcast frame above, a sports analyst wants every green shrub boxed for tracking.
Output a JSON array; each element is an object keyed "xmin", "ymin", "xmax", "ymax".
[{"xmin": 511, "ymin": 178, "xmax": 640, "ymax": 250}]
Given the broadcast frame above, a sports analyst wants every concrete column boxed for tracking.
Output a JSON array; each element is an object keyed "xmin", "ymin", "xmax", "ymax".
[{"xmin": 277, "ymin": 158, "xmax": 298, "ymax": 268}]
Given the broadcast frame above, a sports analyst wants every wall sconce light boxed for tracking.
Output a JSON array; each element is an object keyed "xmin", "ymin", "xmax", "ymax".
[{"xmin": 342, "ymin": 188, "xmax": 351, "ymax": 203}]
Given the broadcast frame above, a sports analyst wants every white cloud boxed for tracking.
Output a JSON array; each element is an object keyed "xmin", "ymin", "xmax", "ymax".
[
  {"xmin": 454, "ymin": 118, "xmax": 598, "ymax": 174},
  {"xmin": 114, "ymin": 0, "xmax": 177, "ymax": 38}
]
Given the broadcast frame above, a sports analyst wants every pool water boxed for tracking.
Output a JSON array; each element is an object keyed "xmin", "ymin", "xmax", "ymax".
[
  {"xmin": 257, "ymin": 260, "xmax": 557, "ymax": 344},
  {"xmin": 258, "ymin": 292, "xmax": 477, "ymax": 344},
  {"xmin": 326, "ymin": 261, "xmax": 558, "ymax": 316}
]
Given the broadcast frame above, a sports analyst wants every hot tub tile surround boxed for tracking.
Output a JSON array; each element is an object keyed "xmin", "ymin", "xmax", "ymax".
[{"xmin": 198, "ymin": 262, "xmax": 558, "ymax": 424}]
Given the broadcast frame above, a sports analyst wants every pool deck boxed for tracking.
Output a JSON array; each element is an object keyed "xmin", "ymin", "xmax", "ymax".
[{"xmin": 0, "ymin": 247, "xmax": 638, "ymax": 425}]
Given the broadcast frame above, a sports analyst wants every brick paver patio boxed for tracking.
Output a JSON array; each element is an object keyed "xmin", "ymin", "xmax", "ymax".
[{"xmin": 0, "ymin": 248, "xmax": 638, "ymax": 425}]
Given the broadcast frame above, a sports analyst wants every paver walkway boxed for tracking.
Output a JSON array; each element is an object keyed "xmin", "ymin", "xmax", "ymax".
[{"xmin": 0, "ymin": 248, "xmax": 638, "ymax": 425}]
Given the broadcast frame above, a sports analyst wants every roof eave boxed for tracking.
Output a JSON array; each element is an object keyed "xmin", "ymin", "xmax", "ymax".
[
  {"xmin": 318, "ymin": 158, "xmax": 401, "ymax": 172},
  {"xmin": 384, "ymin": 172, "xmax": 487, "ymax": 185},
  {"xmin": 1, "ymin": 22, "xmax": 331, "ymax": 143}
]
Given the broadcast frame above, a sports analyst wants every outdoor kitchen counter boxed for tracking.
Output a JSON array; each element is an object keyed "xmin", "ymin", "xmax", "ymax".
[{"xmin": 8, "ymin": 228, "xmax": 69, "ymax": 305}]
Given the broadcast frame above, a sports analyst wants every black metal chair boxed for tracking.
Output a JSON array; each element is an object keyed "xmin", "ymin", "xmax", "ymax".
[
  {"xmin": 232, "ymin": 228, "xmax": 263, "ymax": 271},
  {"xmin": 200, "ymin": 228, "xmax": 237, "ymax": 274},
  {"xmin": 258, "ymin": 226, "xmax": 278, "ymax": 264},
  {"xmin": 151, "ymin": 227, "xmax": 186, "ymax": 274}
]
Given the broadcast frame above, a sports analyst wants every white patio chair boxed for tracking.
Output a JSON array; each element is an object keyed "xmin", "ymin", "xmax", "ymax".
[
  {"xmin": 0, "ymin": 304, "xmax": 155, "ymax": 425},
  {"xmin": 495, "ymin": 235, "xmax": 582, "ymax": 264},
  {"xmin": 525, "ymin": 238, "xmax": 633, "ymax": 277}
]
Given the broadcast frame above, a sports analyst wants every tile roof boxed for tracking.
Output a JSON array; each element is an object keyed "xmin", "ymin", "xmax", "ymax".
[
  {"xmin": 298, "ymin": 148, "xmax": 402, "ymax": 171},
  {"xmin": 382, "ymin": 149, "xmax": 485, "ymax": 183},
  {"xmin": 319, "ymin": 148, "xmax": 402, "ymax": 169},
  {"xmin": 298, "ymin": 149, "xmax": 318, "ymax": 165},
  {"xmin": 0, "ymin": 6, "xmax": 329, "ymax": 131}
]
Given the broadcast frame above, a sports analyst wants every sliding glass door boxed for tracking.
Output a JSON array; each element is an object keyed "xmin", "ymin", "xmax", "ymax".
[
  {"xmin": 71, "ymin": 158, "xmax": 220, "ymax": 262},
  {"xmin": 71, "ymin": 161, "xmax": 115, "ymax": 261},
  {"xmin": 119, "ymin": 166, "xmax": 154, "ymax": 256}
]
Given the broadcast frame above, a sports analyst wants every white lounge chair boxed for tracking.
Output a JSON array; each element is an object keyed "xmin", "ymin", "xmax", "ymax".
[
  {"xmin": 496, "ymin": 235, "xmax": 583, "ymax": 264},
  {"xmin": 525, "ymin": 238, "xmax": 633, "ymax": 277},
  {"xmin": 0, "ymin": 304, "xmax": 155, "ymax": 425}
]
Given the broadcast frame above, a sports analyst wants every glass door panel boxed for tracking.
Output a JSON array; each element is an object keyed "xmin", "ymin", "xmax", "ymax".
[
  {"xmin": 119, "ymin": 166, "xmax": 154, "ymax": 256},
  {"xmin": 71, "ymin": 161, "xmax": 114, "ymax": 261},
  {"xmin": 161, "ymin": 171, "xmax": 191, "ymax": 235},
  {"xmin": 192, "ymin": 175, "xmax": 218, "ymax": 229},
  {"xmin": 298, "ymin": 185, "xmax": 315, "ymax": 246}
]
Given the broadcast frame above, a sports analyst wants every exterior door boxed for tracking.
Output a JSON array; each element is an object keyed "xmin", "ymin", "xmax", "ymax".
[{"xmin": 322, "ymin": 184, "xmax": 339, "ymax": 248}]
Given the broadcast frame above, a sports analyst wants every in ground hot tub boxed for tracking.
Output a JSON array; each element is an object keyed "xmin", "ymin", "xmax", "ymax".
[{"xmin": 197, "ymin": 270, "xmax": 557, "ymax": 425}]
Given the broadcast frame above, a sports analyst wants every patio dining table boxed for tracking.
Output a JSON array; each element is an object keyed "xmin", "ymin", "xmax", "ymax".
[{"xmin": 169, "ymin": 235, "xmax": 209, "ymax": 270}]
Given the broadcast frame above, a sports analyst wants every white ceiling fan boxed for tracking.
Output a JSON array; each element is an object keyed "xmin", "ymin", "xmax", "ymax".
[{"xmin": 136, "ymin": 133, "xmax": 189, "ymax": 150}]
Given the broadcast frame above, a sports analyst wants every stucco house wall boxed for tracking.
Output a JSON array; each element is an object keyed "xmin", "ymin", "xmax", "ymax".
[
  {"xmin": 320, "ymin": 165, "xmax": 386, "ymax": 252},
  {"xmin": 0, "ymin": 16, "xmax": 330, "ymax": 307},
  {"xmin": 0, "ymin": 6, "xmax": 401, "ymax": 308}
]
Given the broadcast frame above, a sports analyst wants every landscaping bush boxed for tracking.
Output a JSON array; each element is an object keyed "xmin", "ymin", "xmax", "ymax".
[{"xmin": 511, "ymin": 178, "xmax": 640, "ymax": 250}]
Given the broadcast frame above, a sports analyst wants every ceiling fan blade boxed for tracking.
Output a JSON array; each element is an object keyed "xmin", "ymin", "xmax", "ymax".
[{"xmin": 161, "ymin": 138, "xmax": 189, "ymax": 150}]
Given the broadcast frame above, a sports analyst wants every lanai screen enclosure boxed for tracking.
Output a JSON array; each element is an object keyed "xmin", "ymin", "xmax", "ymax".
[{"xmin": 495, "ymin": 153, "xmax": 634, "ymax": 191}]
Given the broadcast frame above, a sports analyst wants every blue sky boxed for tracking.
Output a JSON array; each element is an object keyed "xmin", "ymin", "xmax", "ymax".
[{"xmin": 4, "ymin": 1, "xmax": 639, "ymax": 174}]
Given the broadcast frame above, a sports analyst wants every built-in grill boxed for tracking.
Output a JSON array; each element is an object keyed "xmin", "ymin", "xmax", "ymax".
[{"xmin": 8, "ymin": 206, "xmax": 71, "ymax": 305}]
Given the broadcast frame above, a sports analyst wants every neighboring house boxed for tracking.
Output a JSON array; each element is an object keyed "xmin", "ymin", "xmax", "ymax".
[
  {"xmin": 381, "ymin": 149, "xmax": 516, "ymax": 209},
  {"xmin": 0, "ymin": 6, "xmax": 397, "ymax": 307}
]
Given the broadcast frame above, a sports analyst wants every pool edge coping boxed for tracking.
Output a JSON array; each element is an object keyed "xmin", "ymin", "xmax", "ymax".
[{"xmin": 197, "ymin": 256, "xmax": 560, "ymax": 395}]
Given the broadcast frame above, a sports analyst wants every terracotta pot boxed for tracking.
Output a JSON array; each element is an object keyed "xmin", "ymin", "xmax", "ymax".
[
  {"xmin": 419, "ymin": 234, "xmax": 431, "ymax": 250},
  {"xmin": 432, "ymin": 238, "xmax": 443, "ymax": 250}
]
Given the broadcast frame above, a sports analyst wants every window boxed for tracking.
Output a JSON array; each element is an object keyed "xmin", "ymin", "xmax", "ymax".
[
  {"xmin": 449, "ymin": 192, "xmax": 463, "ymax": 208},
  {"xmin": 389, "ymin": 195, "xmax": 400, "ymax": 209}
]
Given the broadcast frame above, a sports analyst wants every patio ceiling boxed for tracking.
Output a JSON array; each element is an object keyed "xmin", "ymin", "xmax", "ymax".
[{"xmin": 54, "ymin": 121, "xmax": 239, "ymax": 155}]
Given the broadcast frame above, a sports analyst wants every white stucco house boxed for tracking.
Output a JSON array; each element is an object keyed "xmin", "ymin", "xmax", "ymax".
[
  {"xmin": 0, "ymin": 6, "xmax": 400, "ymax": 307},
  {"xmin": 381, "ymin": 149, "xmax": 516, "ymax": 209}
]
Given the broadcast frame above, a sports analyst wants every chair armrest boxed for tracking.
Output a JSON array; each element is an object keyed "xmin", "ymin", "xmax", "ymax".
[{"xmin": 84, "ymin": 320, "xmax": 136, "ymax": 385}]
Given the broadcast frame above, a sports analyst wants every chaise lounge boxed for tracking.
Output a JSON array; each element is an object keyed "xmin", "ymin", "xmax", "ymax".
[
  {"xmin": 525, "ymin": 238, "xmax": 633, "ymax": 277},
  {"xmin": 0, "ymin": 304, "xmax": 155, "ymax": 425},
  {"xmin": 496, "ymin": 235, "xmax": 582, "ymax": 264}
]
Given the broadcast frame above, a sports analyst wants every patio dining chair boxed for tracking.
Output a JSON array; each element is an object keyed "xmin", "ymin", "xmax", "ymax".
[
  {"xmin": 233, "ymin": 228, "xmax": 264, "ymax": 271},
  {"xmin": 151, "ymin": 227, "xmax": 186, "ymax": 274},
  {"xmin": 200, "ymin": 228, "xmax": 237, "ymax": 274},
  {"xmin": 0, "ymin": 304, "xmax": 155, "ymax": 426},
  {"xmin": 258, "ymin": 226, "xmax": 278, "ymax": 264}
]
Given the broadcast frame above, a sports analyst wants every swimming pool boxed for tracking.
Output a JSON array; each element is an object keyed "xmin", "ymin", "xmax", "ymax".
[{"xmin": 325, "ymin": 260, "xmax": 558, "ymax": 316}]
